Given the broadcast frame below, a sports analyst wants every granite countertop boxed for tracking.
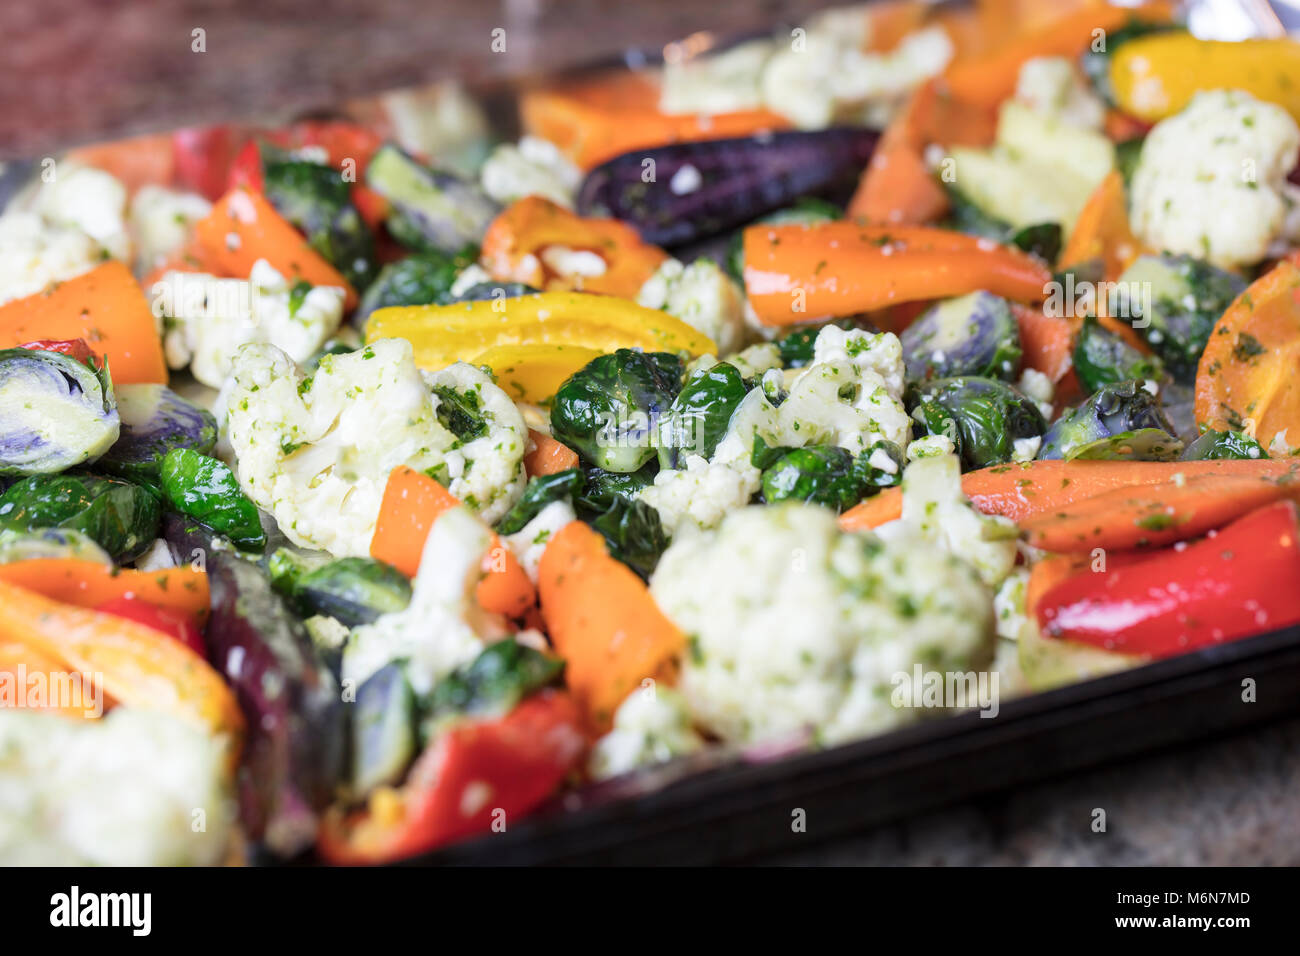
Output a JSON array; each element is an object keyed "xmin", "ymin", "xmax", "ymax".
[{"xmin": 3, "ymin": 0, "xmax": 1297, "ymax": 866}]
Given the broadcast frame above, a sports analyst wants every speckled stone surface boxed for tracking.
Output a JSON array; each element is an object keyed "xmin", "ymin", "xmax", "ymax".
[{"xmin": 767, "ymin": 716, "xmax": 1300, "ymax": 865}]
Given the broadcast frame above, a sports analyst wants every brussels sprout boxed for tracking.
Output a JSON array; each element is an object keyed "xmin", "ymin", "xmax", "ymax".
[
  {"xmin": 576, "ymin": 463, "xmax": 657, "ymax": 513},
  {"xmin": 1071, "ymin": 314, "xmax": 1164, "ymax": 393},
  {"xmin": 0, "ymin": 527, "xmax": 112, "ymax": 564},
  {"xmin": 901, "ymin": 291, "xmax": 1022, "ymax": 382},
  {"xmin": 351, "ymin": 662, "xmax": 417, "ymax": 795},
  {"xmin": 1009, "ymin": 223, "xmax": 1062, "ymax": 263},
  {"xmin": 0, "ymin": 473, "xmax": 159, "ymax": 562},
  {"xmin": 496, "ymin": 469, "xmax": 584, "ymax": 535},
  {"xmin": 159, "ymin": 448, "xmax": 266, "ymax": 551},
  {"xmin": 657, "ymin": 361, "xmax": 747, "ymax": 469},
  {"xmin": 1039, "ymin": 381, "xmax": 1183, "ymax": 461},
  {"xmin": 1181, "ymin": 429, "xmax": 1269, "ymax": 461},
  {"xmin": 0, "ymin": 347, "xmax": 119, "ymax": 477},
  {"xmin": 550, "ymin": 349, "xmax": 684, "ymax": 472},
  {"xmin": 1112, "ymin": 254, "xmax": 1248, "ymax": 383},
  {"xmin": 431, "ymin": 384, "xmax": 488, "ymax": 443},
  {"xmin": 725, "ymin": 197, "xmax": 841, "ymax": 281},
  {"xmin": 855, "ymin": 439, "xmax": 906, "ymax": 492},
  {"xmin": 907, "ymin": 376, "xmax": 1046, "ymax": 470},
  {"xmin": 586, "ymin": 498, "xmax": 670, "ymax": 579},
  {"xmin": 365, "ymin": 144, "xmax": 499, "ymax": 254},
  {"xmin": 97, "ymin": 384, "xmax": 217, "ymax": 481},
  {"xmin": 760, "ymin": 445, "xmax": 864, "ymax": 511},
  {"xmin": 449, "ymin": 281, "xmax": 539, "ymax": 303},
  {"xmin": 278, "ymin": 556, "xmax": 412, "ymax": 628},
  {"xmin": 426, "ymin": 637, "xmax": 564, "ymax": 722},
  {"xmin": 1115, "ymin": 137, "xmax": 1144, "ymax": 188},
  {"xmin": 353, "ymin": 245, "xmax": 479, "ymax": 325},
  {"xmin": 775, "ymin": 318, "xmax": 861, "ymax": 369},
  {"xmin": 263, "ymin": 154, "xmax": 377, "ymax": 290}
]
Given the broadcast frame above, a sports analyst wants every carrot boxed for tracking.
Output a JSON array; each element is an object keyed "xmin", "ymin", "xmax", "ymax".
[
  {"xmin": 0, "ymin": 578, "xmax": 245, "ymax": 743},
  {"xmin": 864, "ymin": 0, "xmax": 930, "ymax": 52},
  {"xmin": 847, "ymin": 83, "xmax": 953, "ymax": 225},
  {"xmin": 521, "ymin": 71, "xmax": 790, "ymax": 171},
  {"xmin": 194, "ymin": 187, "xmax": 357, "ymax": 309},
  {"xmin": 0, "ymin": 261, "xmax": 167, "ymax": 384},
  {"xmin": 1012, "ymin": 303, "xmax": 1074, "ymax": 382},
  {"xmin": 1058, "ymin": 170, "xmax": 1143, "ymax": 282},
  {"xmin": 480, "ymin": 196, "xmax": 668, "ymax": 300},
  {"xmin": 1194, "ymin": 260, "xmax": 1300, "ymax": 450},
  {"xmin": 66, "ymin": 133, "xmax": 176, "ymax": 194},
  {"xmin": 743, "ymin": 223, "xmax": 1050, "ymax": 325},
  {"xmin": 370, "ymin": 466, "xmax": 535, "ymax": 619},
  {"xmin": 523, "ymin": 429, "xmax": 579, "ymax": 477},
  {"xmin": 537, "ymin": 522, "xmax": 684, "ymax": 732},
  {"xmin": 839, "ymin": 458, "xmax": 1300, "ymax": 532},
  {"xmin": 941, "ymin": 3, "xmax": 1173, "ymax": 107},
  {"xmin": 1020, "ymin": 471, "xmax": 1300, "ymax": 553},
  {"xmin": 0, "ymin": 561, "xmax": 211, "ymax": 622}
]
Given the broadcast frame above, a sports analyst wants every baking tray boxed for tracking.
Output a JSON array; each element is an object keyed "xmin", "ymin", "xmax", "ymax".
[{"xmin": 397, "ymin": 624, "xmax": 1300, "ymax": 865}]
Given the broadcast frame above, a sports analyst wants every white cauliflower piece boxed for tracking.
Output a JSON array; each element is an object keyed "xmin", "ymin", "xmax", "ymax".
[
  {"xmin": 159, "ymin": 259, "xmax": 345, "ymax": 387},
  {"xmin": 659, "ymin": 39, "xmax": 775, "ymax": 115},
  {"xmin": 637, "ymin": 258, "xmax": 747, "ymax": 356},
  {"xmin": 781, "ymin": 326, "xmax": 911, "ymax": 454},
  {"xmin": 0, "ymin": 211, "xmax": 106, "ymax": 305},
  {"xmin": 424, "ymin": 361, "xmax": 529, "ymax": 524},
  {"xmin": 30, "ymin": 162, "xmax": 131, "ymax": 262},
  {"xmin": 503, "ymin": 499, "xmax": 576, "ymax": 583},
  {"xmin": 761, "ymin": 25, "xmax": 952, "ymax": 129},
  {"xmin": 589, "ymin": 685, "xmax": 704, "ymax": 780},
  {"xmin": 0, "ymin": 708, "xmax": 235, "ymax": 865},
  {"xmin": 448, "ymin": 262, "xmax": 493, "ymax": 298},
  {"xmin": 344, "ymin": 507, "xmax": 509, "ymax": 694},
  {"xmin": 725, "ymin": 342, "xmax": 783, "ymax": 380},
  {"xmin": 224, "ymin": 338, "xmax": 455, "ymax": 556},
  {"xmin": 880, "ymin": 448, "xmax": 1018, "ymax": 588},
  {"xmin": 638, "ymin": 453, "xmax": 762, "ymax": 535},
  {"xmin": 1014, "ymin": 56, "xmax": 1105, "ymax": 130},
  {"xmin": 129, "ymin": 184, "xmax": 211, "ymax": 273},
  {"xmin": 1131, "ymin": 89, "xmax": 1300, "ymax": 270},
  {"xmin": 480, "ymin": 136, "xmax": 582, "ymax": 209},
  {"xmin": 652, "ymin": 503, "xmax": 994, "ymax": 746}
]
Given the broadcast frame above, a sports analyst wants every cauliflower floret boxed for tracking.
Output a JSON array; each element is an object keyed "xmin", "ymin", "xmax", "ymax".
[
  {"xmin": 381, "ymin": 81, "xmax": 490, "ymax": 179},
  {"xmin": 1014, "ymin": 56, "xmax": 1105, "ymax": 130},
  {"xmin": 638, "ymin": 453, "xmax": 762, "ymax": 535},
  {"xmin": 30, "ymin": 162, "xmax": 131, "ymax": 262},
  {"xmin": 225, "ymin": 338, "xmax": 455, "ymax": 555},
  {"xmin": 659, "ymin": 38, "xmax": 775, "ymax": 115},
  {"xmin": 344, "ymin": 507, "xmax": 509, "ymax": 694},
  {"xmin": 725, "ymin": 341, "xmax": 783, "ymax": 380},
  {"xmin": 589, "ymin": 685, "xmax": 704, "ymax": 780},
  {"xmin": 503, "ymin": 499, "xmax": 576, "ymax": 583},
  {"xmin": 1131, "ymin": 89, "xmax": 1300, "ymax": 270},
  {"xmin": 0, "ymin": 708, "xmax": 235, "ymax": 865},
  {"xmin": 129, "ymin": 184, "xmax": 211, "ymax": 273},
  {"xmin": 159, "ymin": 259, "xmax": 345, "ymax": 387},
  {"xmin": 877, "ymin": 448, "xmax": 1018, "ymax": 588},
  {"xmin": 0, "ymin": 211, "xmax": 106, "ymax": 305},
  {"xmin": 637, "ymin": 258, "xmax": 747, "ymax": 356},
  {"xmin": 781, "ymin": 326, "xmax": 911, "ymax": 454},
  {"xmin": 761, "ymin": 25, "xmax": 952, "ymax": 129},
  {"xmin": 652, "ymin": 503, "xmax": 994, "ymax": 746},
  {"xmin": 424, "ymin": 361, "xmax": 529, "ymax": 524},
  {"xmin": 480, "ymin": 136, "xmax": 582, "ymax": 209}
]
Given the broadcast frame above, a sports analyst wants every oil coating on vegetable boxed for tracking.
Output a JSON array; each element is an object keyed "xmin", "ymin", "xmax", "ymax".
[
  {"xmin": 0, "ymin": 473, "xmax": 159, "ymax": 562},
  {"xmin": 160, "ymin": 447, "xmax": 267, "ymax": 552},
  {"xmin": 656, "ymin": 361, "xmax": 747, "ymax": 470}
]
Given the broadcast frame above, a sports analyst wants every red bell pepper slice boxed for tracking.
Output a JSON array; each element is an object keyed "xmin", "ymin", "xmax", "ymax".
[
  {"xmin": 173, "ymin": 125, "xmax": 248, "ymax": 201},
  {"xmin": 318, "ymin": 690, "xmax": 586, "ymax": 864},
  {"xmin": 1035, "ymin": 500, "xmax": 1300, "ymax": 658},
  {"xmin": 18, "ymin": 338, "xmax": 99, "ymax": 367},
  {"xmin": 95, "ymin": 595, "xmax": 206, "ymax": 658},
  {"xmin": 226, "ymin": 138, "xmax": 266, "ymax": 193}
]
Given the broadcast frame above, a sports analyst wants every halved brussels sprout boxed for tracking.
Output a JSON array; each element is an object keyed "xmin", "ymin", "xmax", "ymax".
[
  {"xmin": 365, "ymin": 144, "xmax": 499, "ymax": 254},
  {"xmin": 496, "ymin": 469, "xmax": 584, "ymax": 536},
  {"xmin": 0, "ymin": 473, "xmax": 159, "ymax": 562},
  {"xmin": 0, "ymin": 347, "xmax": 119, "ymax": 477},
  {"xmin": 760, "ymin": 445, "xmax": 862, "ymax": 512},
  {"xmin": 657, "ymin": 361, "xmax": 747, "ymax": 469},
  {"xmin": 354, "ymin": 245, "xmax": 479, "ymax": 325},
  {"xmin": 907, "ymin": 376, "xmax": 1046, "ymax": 470},
  {"xmin": 278, "ymin": 555, "xmax": 413, "ymax": 628},
  {"xmin": 901, "ymin": 291, "xmax": 1022, "ymax": 382},
  {"xmin": 1181, "ymin": 429, "xmax": 1269, "ymax": 461},
  {"xmin": 550, "ymin": 349, "xmax": 683, "ymax": 473},
  {"xmin": 98, "ymin": 384, "xmax": 218, "ymax": 481},
  {"xmin": 1111, "ymin": 255, "xmax": 1247, "ymax": 383},
  {"xmin": 1072, "ymin": 314, "xmax": 1164, "ymax": 393},
  {"xmin": 160, "ymin": 448, "xmax": 266, "ymax": 552},
  {"xmin": 351, "ymin": 662, "xmax": 417, "ymax": 796},
  {"xmin": 0, "ymin": 527, "xmax": 112, "ymax": 564},
  {"xmin": 1039, "ymin": 381, "xmax": 1183, "ymax": 461}
]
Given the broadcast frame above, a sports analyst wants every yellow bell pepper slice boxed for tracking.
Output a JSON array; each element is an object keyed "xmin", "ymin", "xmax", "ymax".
[
  {"xmin": 364, "ymin": 291, "xmax": 716, "ymax": 372},
  {"xmin": 0, "ymin": 578, "xmax": 245, "ymax": 750},
  {"xmin": 473, "ymin": 344, "xmax": 604, "ymax": 403},
  {"xmin": 1111, "ymin": 34, "xmax": 1300, "ymax": 123}
]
